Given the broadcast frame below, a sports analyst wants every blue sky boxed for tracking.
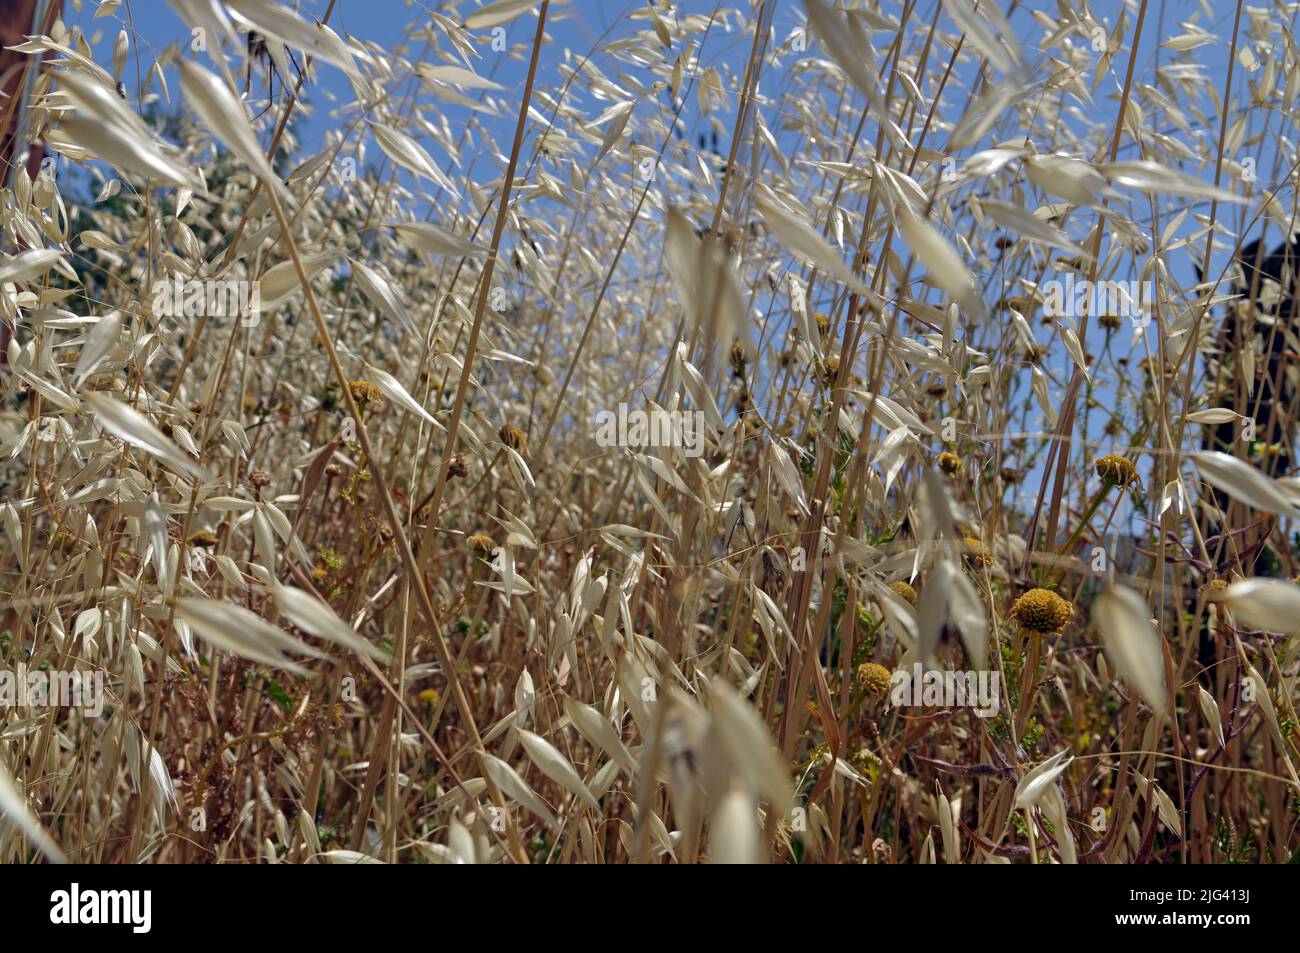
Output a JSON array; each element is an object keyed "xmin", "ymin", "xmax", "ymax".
[
  {"xmin": 74, "ymin": 1, "xmax": 734, "ymax": 171},
  {"xmin": 68, "ymin": 1, "xmax": 1266, "ymax": 268}
]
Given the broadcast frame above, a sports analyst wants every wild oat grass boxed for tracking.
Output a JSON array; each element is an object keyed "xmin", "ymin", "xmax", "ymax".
[{"xmin": 0, "ymin": 0, "xmax": 1298, "ymax": 864}]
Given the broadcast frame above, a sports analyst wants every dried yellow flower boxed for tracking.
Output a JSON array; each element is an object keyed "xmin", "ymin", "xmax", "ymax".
[
  {"xmin": 467, "ymin": 533, "xmax": 496, "ymax": 554},
  {"xmin": 820, "ymin": 354, "xmax": 841, "ymax": 386},
  {"xmin": 1010, "ymin": 588, "xmax": 1073, "ymax": 634},
  {"xmin": 857, "ymin": 662, "xmax": 893, "ymax": 697},
  {"xmin": 961, "ymin": 537, "xmax": 993, "ymax": 567},
  {"xmin": 1094, "ymin": 453, "xmax": 1137, "ymax": 486},
  {"xmin": 936, "ymin": 452, "xmax": 963, "ymax": 476},
  {"xmin": 499, "ymin": 424, "xmax": 528, "ymax": 455},
  {"xmin": 348, "ymin": 380, "xmax": 382, "ymax": 405},
  {"xmin": 888, "ymin": 580, "xmax": 918, "ymax": 606}
]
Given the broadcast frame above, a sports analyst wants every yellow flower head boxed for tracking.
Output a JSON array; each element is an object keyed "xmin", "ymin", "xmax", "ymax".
[
  {"xmin": 936, "ymin": 452, "xmax": 963, "ymax": 477},
  {"xmin": 888, "ymin": 580, "xmax": 918, "ymax": 606},
  {"xmin": 820, "ymin": 354, "xmax": 841, "ymax": 386},
  {"xmin": 349, "ymin": 380, "xmax": 382, "ymax": 406},
  {"xmin": 857, "ymin": 662, "xmax": 893, "ymax": 697},
  {"xmin": 961, "ymin": 537, "xmax": 994, "ymax": 567},
  {"xmin": 466, "ymin": 533, "xmax": 496, "ymax": 555},
  {"xmin": 1010, "ymin": 588, "xmax": 1073, "ymax": 634},
  {"xmin": 418, "ymin": 688, "xmax": 440, "ymax": 706},
  {"xmin": 1094, "ymin": 453, "xmax": 1137, "ymax": 487},
  {"xmin": 499, "ymin": 424, "xmax": 528, "ymax": 455}
]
